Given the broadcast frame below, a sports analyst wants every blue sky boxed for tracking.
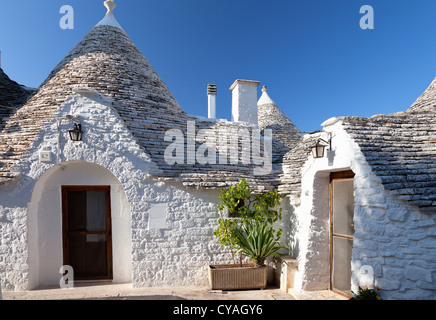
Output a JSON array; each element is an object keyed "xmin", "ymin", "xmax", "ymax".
[{"xmin": 1, "ymin": 0, "xmax": 436, "ymax": 132}]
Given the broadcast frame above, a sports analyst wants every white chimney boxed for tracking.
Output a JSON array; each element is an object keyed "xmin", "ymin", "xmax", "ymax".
[
  {"xmin": 229, "ymin": 79, "xmax": 260, "ymax": 126},
  {"xmin": 207, "ymin": 84, "xmax": 217, "ymax": 119}
]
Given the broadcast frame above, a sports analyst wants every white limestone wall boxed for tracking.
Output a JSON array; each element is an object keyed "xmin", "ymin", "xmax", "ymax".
[
  {"xmin": 352, "ymin": 168, "xmax": 435, "ymax": 300},
  {"xmin": 0, "ymin": 183, "xmax": 28, "ymax": 291},
  {"xmin": 289, "ymin": 118, "xmax": 435, "ymax": 300},
  {"xmin": 0, "ymin": 91, "xmax": 231, "ymax": 291},
  {"xmin": 131, "ymin": 182, "xmax": 230, "ymax": 288}
]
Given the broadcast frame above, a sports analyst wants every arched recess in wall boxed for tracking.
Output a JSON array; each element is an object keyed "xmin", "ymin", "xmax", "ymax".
[{"xmin": 27, "ymin": 161, "xmax": 132, "ymax": 289}]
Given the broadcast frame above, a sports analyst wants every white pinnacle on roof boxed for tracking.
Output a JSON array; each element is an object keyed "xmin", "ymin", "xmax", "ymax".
[
  {"xmin": 257, "ymin": 85, "xmax": 301, "ymax": 133},
  {"xmin": 258, "ymin": 85, "xmax": 276, "ymax": 106},
  {"xmin": 96, "ymin": 0, "xmax": 124, "ymax": 31}
]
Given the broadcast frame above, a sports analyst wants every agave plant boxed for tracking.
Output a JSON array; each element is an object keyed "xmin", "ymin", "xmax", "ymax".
[{"xmin": 232, "ymin": 220, "xmax": 289, "ymax": 267}]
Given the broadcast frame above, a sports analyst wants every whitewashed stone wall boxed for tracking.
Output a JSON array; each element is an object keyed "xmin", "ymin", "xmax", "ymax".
[
  {"xmin": 131, "ymin": 183, "xmax": 229, "ymax": 287},
  {"xmin": 290, "ymin": 118, "xmax": 435, "ymax": 300},
  {"xmin": 0, "ymin": 194, "xmax": 28, "ymax": 291},
  {"xmin": 0, "ymin": 91, "xmax": 232, "ymax": 291},
  {"xmin": 352, "ymin": 169, "xmax": 435, "ymax": 300}
]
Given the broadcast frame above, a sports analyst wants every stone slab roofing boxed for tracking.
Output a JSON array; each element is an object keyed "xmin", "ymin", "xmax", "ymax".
[
  {"xmin": 0, "ymin": 68, "xmax": 35, "ymax": 181},
  {"xmin": 279, "ymin": 135, "xmax": 317, "ymax": 198},
  {"xmin": 0, "ymin": 15, "xmax": 294, "ymax": 191},
  {"xmin": 341, "ymin": 76, "xmax": 436, "ymax": 213},
  {"xmin": 342, "ymin": 107, "xmax": 436, "ymax": 213},
  {"xmin": 408, "ymin": 77, "xmax": 436, "ymax": 113},
  {"xmin": 0, "ymin": 24, "xmax": 182, "ymax": 184},
  {"xmin": 279, "ymin": 91, "xmax": 436, "ymax": 213},
  {"xmin": 257, "ymin": 86, "xmax": 303, "ymax": 165},
  {"xmin": 0, "ymin": 68, "xmax": 34, "ymax": 127}
]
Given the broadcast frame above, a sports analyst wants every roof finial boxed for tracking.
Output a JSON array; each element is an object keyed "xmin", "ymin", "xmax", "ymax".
[
  {"xmin": 104, "ymin": 0, "xmax": 116, "ymax": 15},
  {"xmin": 96, "ymin": 0, "xmax": 124, "ymax": 31},
  {"xmin": 258, "ymin": 85, "xmax": 276, "ymax": 106}
]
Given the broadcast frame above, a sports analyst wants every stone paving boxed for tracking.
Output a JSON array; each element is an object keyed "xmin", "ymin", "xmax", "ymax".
[{"xmin": 2, "ymin": 282, "xmax": 348, "ymax": 301}]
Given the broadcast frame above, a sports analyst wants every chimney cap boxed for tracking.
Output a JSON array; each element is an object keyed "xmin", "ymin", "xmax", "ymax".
[
  {"xmin": 229, "ymin": 79, "xmax": 261, "ymax": 91},
  {"xmin": 207, "ymin": 84, "xmax": 217, "ymax": 95}
]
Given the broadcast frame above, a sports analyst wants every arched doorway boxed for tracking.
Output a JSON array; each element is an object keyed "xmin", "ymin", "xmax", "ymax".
[{"xmin": 28, "ymin": 161, "xmax": 132, "ymax": 289}]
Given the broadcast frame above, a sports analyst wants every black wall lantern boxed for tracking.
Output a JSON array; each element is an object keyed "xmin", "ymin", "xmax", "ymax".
[
  {"xmin": 68, "ymin": 123, "xmax": 83, "ymax": 142},
  {"xmin": 312, "ymin": 132, "xmax": 332, "ymax": 159}
]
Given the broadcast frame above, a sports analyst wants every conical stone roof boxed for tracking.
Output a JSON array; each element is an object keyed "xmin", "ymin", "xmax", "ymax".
[
  {"xmin": 0, "ymin": 68, "xmax": 34, "ymax": 125},
  {"xmin": 257, "ymin": 86, "xmax": 302, "ymax": 155},
  {"xmin": 0, "ymin": 2, "xmax": 187, "ymax": 183},
  {"xmin": 0, "ymin": 2, "xmax": 282, "ymax": 191},
  {"xmin": 258, "ymin": 86, "xmax": 301, "ymax": 133},
  {"xmin": 0, "ymin": 68, "xmax": 36, "ymax": 182},
  {"xmin": 408, "ymin": 77, "xmax": 436, "ymax": 113},
  {"xmin": 39, "ymin": 25, "xmax": 184, "ymax": 117}
]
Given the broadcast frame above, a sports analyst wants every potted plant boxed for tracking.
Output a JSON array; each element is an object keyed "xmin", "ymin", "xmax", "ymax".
[{"xmin": 209, "ymin": 179, "xmax": 290, "ymax": 290}]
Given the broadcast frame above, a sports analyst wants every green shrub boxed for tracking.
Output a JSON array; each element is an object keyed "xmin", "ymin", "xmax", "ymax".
[{"xmin": 352, "ymin": 287, "xmax": 382, "ymax": 300}]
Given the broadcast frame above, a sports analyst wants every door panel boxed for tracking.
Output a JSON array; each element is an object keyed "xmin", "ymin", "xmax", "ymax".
[
  {"xmin": 67, "ymin": 191, "xmax": 87, "ymax": 232},
  {"xmin": 68, "ymin": 234, "xmax": 108, "ymax": 278},
  {"xmin": 62, "ymin": 186, "xmax": 113, "ymax": 280},
  {"xmin": 332, "ymin": 180, "xmax": 355, "ymax": 237},
  {"xmin": 332, "ymin": 236, "xmax": 353, "ymax": 292},
  {"xmin": 330, "ymin": 173, "xmax": 355, "ymax": 296},
  {"xmin": 86, "ymin": 191, "xmax": 107, "ymax": 232}
]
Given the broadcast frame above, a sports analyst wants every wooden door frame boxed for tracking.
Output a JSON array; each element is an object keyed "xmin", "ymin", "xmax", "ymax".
[
  {"xmin": 61, "ymin": 185, "xmax": 113, "ymax": 281},
  {"xmin": 329, "ymin": 171, "xmax": 355, "ymax": 297}
]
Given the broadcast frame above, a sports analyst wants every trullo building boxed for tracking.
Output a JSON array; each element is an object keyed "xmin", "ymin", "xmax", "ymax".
[{"xmin": 0, "ymin": 1, "xmax": 434, "ymax": 300}]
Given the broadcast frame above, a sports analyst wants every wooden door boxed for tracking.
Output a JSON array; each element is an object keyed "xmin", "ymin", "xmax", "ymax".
[
  {"xmin": 330, "ymin": 171, "xmax": 355, "ymax": 297},
  {"xmin": 62, "ymin": 186, "xmax": 113, "ymax": 280}
]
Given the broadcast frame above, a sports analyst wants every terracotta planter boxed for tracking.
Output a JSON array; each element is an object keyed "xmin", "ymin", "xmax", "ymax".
[{"xmin": 208, "ymin": 264, "xmax": 268, "ymax": 290}]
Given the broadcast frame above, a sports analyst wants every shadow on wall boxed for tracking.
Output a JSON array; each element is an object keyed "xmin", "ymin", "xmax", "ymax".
[{"xmin": 281, "ymin": 197, "xmax": 299, "ymax": 258}]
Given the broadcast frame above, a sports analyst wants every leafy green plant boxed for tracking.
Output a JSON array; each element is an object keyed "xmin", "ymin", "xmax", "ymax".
[
  {"xmin": 352, "ymin": 286, "xmax": 382, "ymax": 300},
  {"xmin": 232, "ymin": 220, "xmax": 288, "ymax": 266},
  {"xmin": 213, "ymin": 179, "xmax": 289, "ymax": 266},
  {"xmin": 216, "ymin": 178, "xmax": 252, "ymax": 219}
]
